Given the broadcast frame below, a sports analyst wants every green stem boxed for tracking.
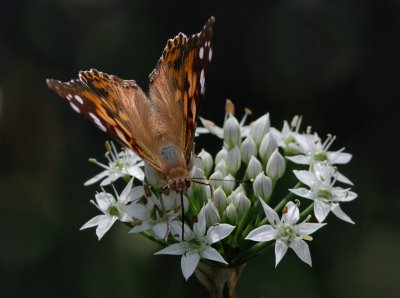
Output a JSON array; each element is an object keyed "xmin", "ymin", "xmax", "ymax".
[
  {"xmin": 139, "ymin": 231, "xmax": 168, "ymax": 247},
  {"xmin": 231, "ymin": 241, "xmax": 274, "ymax": 266},
  {"xmin": 300, "ymin": 202, "xmax": 314, "ymax": 221}
]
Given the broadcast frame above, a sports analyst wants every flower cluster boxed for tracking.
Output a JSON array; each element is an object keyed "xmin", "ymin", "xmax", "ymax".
[{"xmin": 80, "ymin": 99, "xmax": 357, "ymax": 280}]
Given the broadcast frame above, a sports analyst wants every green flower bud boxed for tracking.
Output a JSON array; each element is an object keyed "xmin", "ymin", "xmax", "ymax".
[
  {"xmin": 240, "ymin": 136, "xmax": 257, "ymax": 164},
  {"xmin": 213, "ymin": 186, "xmax": 227, "ymax": 212},
  {"xmin": 225, "ymin": 203, "xmax": 238, "ymax": 224},
  {"xmin": 259, "ymin": 132, "xmax": 278, "ymax": 163},
  {"xmin": 197, "ymin": 149, "xmax": 214, "ymax": 177},
  {"xmin": 226, "ymin": 146, "xmax": 241, "ymax": 175},
  {"xmin": 204, "ymin": 200, "xmax": 220, "ymax": 226},
  {"xmin": 223, "ymin": 173, "xmax": 236, "ymax": 195},
  {"xmin": 253, "ymin": 172, "xmax": 273, "ymax": 201},
  {"xmin": 224, "ymin": 115, "xmax": 241, "ymax": 149},
  {"xmin": 266, "ymin": 149, "xmax": 286, "ymax": 180},
  {"xmin": 246, "ymin": 156, "xmax": 263, "ymax": 180},
  {"xmin": 250, "ymin": 113, "xmax": 270, "ymax": 146}
]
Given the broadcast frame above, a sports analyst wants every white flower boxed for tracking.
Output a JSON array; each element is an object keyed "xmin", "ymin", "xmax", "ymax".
[
  {"xmin": 290, "ymin": 164, "xmax": 357, "ymax": 224},
  {"xmin": 224, "ymin": 115, "xmax": 242, "ymax": 148},
  {"xmin": 270, "ymin": 115, "xmax": 303, "ymax": 154},
  {"xmin": 154, "ymin": 208, "xmax": 235, "ymax": 280},
  {"xmin": 195, "ymin": 149, "xmax": 214, "ymax": 177},
  {"xmin": 122, "ymin": 187, "xmax": 183, "ymax": 239},
  {"xmin": 259, "ymin": 132, "xmax": 278, "ymax": 163},
  {"xmin": 84, "ymin": 141, "xmax": 144, "ymax": 186},
  {"xmin": 226, "ymin": 146, "xmax": 241, "ymax": 175},
  {"xmin": 246, "ymin": 200, "xmax": 325, "ymax": 267},
  {"xmin": 246, "ymin": 156, "xmax": 262, "ymax": 180},
  {"xmin": 287, "ymin": 134, "xmax": 352, "ymax": 185},
  {"xmin": 80, "ymin": 179, "xmax": 136, "ymax": 240},
  {"xmin": 198, "ymin": 100, "xmax": 252, "ymax": 139}
]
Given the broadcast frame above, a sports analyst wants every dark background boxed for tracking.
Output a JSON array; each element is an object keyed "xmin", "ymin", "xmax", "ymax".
[{"xmin": 1, "ymin": 0, "xmax": 399, "ymax": 297}]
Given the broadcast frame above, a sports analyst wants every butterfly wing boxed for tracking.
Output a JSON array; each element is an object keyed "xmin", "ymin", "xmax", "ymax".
[
  {"xmin": 46, "ymin": 69, "xmax": 162, "ymax": 172},
  {"xmin": 149, "ymin": 17, "xmax": 214, "ymax": 165}
]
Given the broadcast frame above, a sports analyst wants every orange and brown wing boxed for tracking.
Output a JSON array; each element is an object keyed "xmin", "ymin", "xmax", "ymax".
[
  {"xmin": 46, "ymin": 69, "xmax": 161, "ymax": 171},
  {"xmin": 149, "ymin": 17, "xmax": 215, "ymax": 165}
]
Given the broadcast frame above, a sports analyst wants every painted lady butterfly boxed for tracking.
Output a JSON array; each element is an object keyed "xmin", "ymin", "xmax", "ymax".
[{"xmin": 47, "ymin": 17, "xmax": 215, "ymax": 193}]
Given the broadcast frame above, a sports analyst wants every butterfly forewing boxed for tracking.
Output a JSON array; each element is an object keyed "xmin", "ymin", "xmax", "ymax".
[
  {"xmin": 149, "ymin": 17, "xmax": 214, "ymax": 165},
  {"xmin": 47, "ymin": 17, "xmax": 215, "ymax": 190}
]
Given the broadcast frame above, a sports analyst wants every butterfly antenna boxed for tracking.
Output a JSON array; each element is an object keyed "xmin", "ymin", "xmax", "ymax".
[
  {"xmin": 180, "ymin": 191, "xmax": 185, "ymax": 241},
  {"xmin": 192, "ymin": 177, "xmax": 254, "ymax": 184}
]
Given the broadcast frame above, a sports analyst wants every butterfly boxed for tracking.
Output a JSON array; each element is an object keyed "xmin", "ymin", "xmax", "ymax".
[{"xmin": 47, "ymin": 17, "xmax": 215, "ymax": 193}]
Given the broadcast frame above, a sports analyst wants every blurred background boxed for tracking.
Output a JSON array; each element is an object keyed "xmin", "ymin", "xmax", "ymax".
[{"xmin": 1, "ymin": 0, "xmax": 399, "ymax": 297}]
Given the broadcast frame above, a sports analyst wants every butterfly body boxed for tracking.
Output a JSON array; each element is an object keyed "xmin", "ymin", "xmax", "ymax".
[{"xmin": 47, "ymin": 17, "xmax": 214, "ymax": 193}]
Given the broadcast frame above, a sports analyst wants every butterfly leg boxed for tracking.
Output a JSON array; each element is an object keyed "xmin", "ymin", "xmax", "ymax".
[{"xmin": 192, "ymin": 179, "xmax": 214, "ymax": 200}]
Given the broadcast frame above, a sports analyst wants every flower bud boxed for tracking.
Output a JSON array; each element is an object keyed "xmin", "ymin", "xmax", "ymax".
[
  {"xmin": 233, "ymin": 192, "xmax": 251, "ymax": 216},
  {"xmin": 209, "ymin": 171, "xmax": 224, "ymax": 189},
  {"xmin": 223, "ymin": 173, "xmax": 236, "ymax": 195},
  {"xmin": 225, "ymin": 203, "xmax": 238, "ymax": 224},
  {"xmin": 226, "ymin": 146, "xmax": 241, "ymax": 175},
  {"xmin": 214, "ymin": 160, "xmax": 227, "ymax": 176},
  {"xmin": 215, "ymin": 147, "xmax": 228, "ymax": 165},
  {"xmin": 197, "ymin": 149, "xmax": 214, "ymax": 177},
  {"xmin": 253, "ymin": 172, "xmax": 273, "ymax": 201},
  {"xmin": 144, "ymin": 162, "xmax": 164, "ymax": 189},
  {"xmin": 223, "ymin": 115, "xmax": 241, "ymax": 149},
  {"xmin": 204, "ymin": 200, "xmax": 220, "ymax": 226},
  {"xmin": 266, "ymin": 149, "xmax": 286, "ymax": 180},
  {"xmin": 240, "ymin": 136, "xmax": 257, "ymax": 164},
  {"xmin": 213, "ymin": 186, "xmax": 227, "ymax": 211},
  {"xmin": 259, "ymin": 132, "xmax": 278, "ymax": 163},
  {"xmin": 250, "ymin": 113, "xmax": 270, "ymax": 146},
  {"xmin": 246, "ymin": 156, "xmax": 263, "ymax": 180}
]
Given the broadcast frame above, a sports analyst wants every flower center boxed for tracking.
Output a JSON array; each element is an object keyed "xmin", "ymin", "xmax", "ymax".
[
  {"xmin": 277, "ymin": 223, "xmax": 294, "ymax": 240},
  {"xmin": 314, "ymin": 151, "xmax": 328, "ymax": 162},
  {"xmin": 108, "ymin": 205, "xmax": 120, "ymax": 217},
  {"xmin": 318, "ymin": 188, "xmax": 332, "ymax": 199}
]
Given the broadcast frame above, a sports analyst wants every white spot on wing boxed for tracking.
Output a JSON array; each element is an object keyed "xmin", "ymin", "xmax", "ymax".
[
  {"xmin": 89, "ymin": 112, "xmax": 107, "ymax": 132},
  {"xmin": 208, "ymin": 48, "xmax": 213, "ymax": 61},
  {"xmin": 200, "ymin": 68, "xmax": 205, "ymax": 95},
  {"xmin": 199, "ymin": 47, "xmax": 204, "ymax": 59},
  {"xmin": 70, "ymin": 102, "xmax": 80, "ymax": 113},
  {"xmin": 74, "ymin": 95, "xmax": 84, "ymax": 104},
  {"xmin": 66, "ymin": 94, "xmax": 73, "ymax": 100}
]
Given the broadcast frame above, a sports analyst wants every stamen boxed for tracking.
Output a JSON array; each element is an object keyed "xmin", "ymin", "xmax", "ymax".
[{"xmin": 225, "ymin": 99, "xmax": 235, "ymax": 115}]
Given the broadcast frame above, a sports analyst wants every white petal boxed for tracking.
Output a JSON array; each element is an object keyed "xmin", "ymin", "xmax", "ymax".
[
  {"xmin": 126, "ymin": 166, "xmax": 145, "ymax": 180},
  {"xmin": 95, "ymin": 216, "xmax": 117, "ymax": 240},
  {"xmin": 100, "ymin": 173, "xmax": 120, "ymax": 186},
  {"xmin": 331, "ymin": 204, "xmax": 355, "ymax": 224},
  {"xmin": 84, "ymin": 170, "xmax": 109, "ymax": 186},
  {"xmin": 289, "ymin": 187, "xmax": 312, "ymax": 199},
  {"xmin": 328, "ymin": 151, "xmax": 352, "ymax": 164},
  {"xmin": 332, "ymin": 188, "xmax": 357, "ymax": 202},
  {"xmin": 290, "ymin": 238, "xmax": 312, "ymax": 266},
  {"xmin": 286, "ymin": 155, "xmax": 310, "ymax": 165},
  {"xmin": 181, "ymin": 252, "xmax": 201, "ymax": 280},
  {"xmin": 205, "ymin": 224, "xmax": 236, "ymax": 244},
  {"xmin": 126, "ymin": 186, "xmax": 145, "ymax": 203},
  {"xmin": 153, "ymin": 222, "xmax": 169, "ymax": 239},
  {"xmin": 80, "ymin": 215, "xmax": 106, "ymax": 230},
  {"xmin": 129, "ymin": 222, "xmax": 152, "ymax": 233},
  {"xmin": 154, "ymin": 243, "xmax": 186, "ymax": 255},
  {"xmin": 122, "ymin": 203, "xmax": 148, "ymax": 220},
  {"xmin": 314, "ymin": 200, "xmax": 331, "ymax": 223},
  {"xmin": 245, "ymin": 225, "xmax": 276, "ymax": 242},
  {"xmin": 194, "ymin": 208, "xmax": 207, "ymax": 236},
  {"xmin": 199, "ymin": 117, "xmax": 223, "ymax": 138},
  {"xmin": 275, "ymin": 240, "xmax": 288, "ymax": 267},
  {"xmin": 336, "ymin": 172, "xmax": 353, "ymax": 185},
  {"xmin": 170, "ymin": 221, "xmax": 193, "ymax": 241},
  {"xmin": 298, "ymin": 222, "xmax": 326, "ymax": 235},
  {"xmin": 119, "ymin": 178, "xmax": 134, "ymax": 202},
  {"xmin": 201, "ymin": 246, "xmax": 228, "ymax": 264},
  {"xmin": 259, "ymin": 198, "xmax": 280, "ymax": 226},
  {"xmin": 95, "ymin": 192, "xmax": 115, "ymax": 211},
  {"xmin": 293, "ymin": 170, "xmax": 317, "ymax": 187},
  {"xmin": 282, "ymin": 201, "xmax": 299, "ymax": 224}
]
